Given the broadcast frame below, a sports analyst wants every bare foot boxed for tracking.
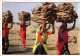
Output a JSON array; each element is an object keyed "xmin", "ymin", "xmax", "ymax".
[
  {"xmin": 19, "ymin": 46, "xmax": 22, "ymax": 48},
  {"xmin": 23, "ymin": 47, "xmax": 26, "ymax": 50}
]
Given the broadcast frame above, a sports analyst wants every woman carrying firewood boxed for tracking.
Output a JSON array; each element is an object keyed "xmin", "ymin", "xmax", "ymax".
[
  {"xmin": 33, "ymin": 20, "xmax": 55, "ymax": 54},
  {"xmin": 2, "ymin": 22, "xmax": 13, "ymax": 54},
  {"xmin": 2, "ymin": 11, "xmax": 13, "ymax": 54},
  {"xmin": 18, "ymin": 11, "xmax": 31, "ymax": 50},
  {"xmin": 56, "ymin": 20, "xmax": 76, "ymax": 55},
  {"xmin": 19, "ymin": 19, "xmax": 30, "ymax": 50}
]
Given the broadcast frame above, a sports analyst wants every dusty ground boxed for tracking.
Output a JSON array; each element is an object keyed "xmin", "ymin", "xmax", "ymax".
[{"xmin": 3, "ymin": 24, "xmax": 80, "ymax": 55}]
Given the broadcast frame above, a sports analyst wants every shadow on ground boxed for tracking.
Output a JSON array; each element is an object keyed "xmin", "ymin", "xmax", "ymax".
[
  {"xmin": 71, "ymin": 53, "xmax": 80, "ymax": 55},
  {"xmin": 4, "ymin": 48, "xmax": 33, "ymax": 54},
  {"xmin": 48, "ymin": 46, "xmax": 57, "ymax": 50},
  {"xmin": 9, "ymin": 45, "xmax": 33, "ymax": 46},
  {"xmin": 9, "ymin": 39, "xmax": 36, "ymax": 41}
]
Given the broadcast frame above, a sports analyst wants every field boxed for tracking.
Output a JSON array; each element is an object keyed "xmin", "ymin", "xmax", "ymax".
[{"xmin": 4, "ymin": 24, "xmax": 80, "ymax": 55}]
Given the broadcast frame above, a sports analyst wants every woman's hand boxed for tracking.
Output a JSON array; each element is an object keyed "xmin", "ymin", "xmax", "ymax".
[{"xmin": 72, "ymin": 20, "xmax": 76, "ymax": 29}]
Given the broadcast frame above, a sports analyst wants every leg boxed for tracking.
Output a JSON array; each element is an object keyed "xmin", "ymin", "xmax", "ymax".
[
  {"xmin": 23, "ymin": 36, "xmax": 26, "ymax": 48},
  {"xmin": 5, "ymin": 37, "xmax": 9, "ymax": 52},
  {"xmin": 41, "ymin": 44, "xmax": 47, "ymax": 54},
  {"xmin": 64, "ymin": 43, "xmax": 70, "ymax": 55},
  {"xmin": 61, "ymin": 46, "xmax": 65, "ymax": 55},
  {"xmin": 2, "ymin": 37, "xmax": 5, "ymax": 54},
  {"xmin": 61, "ymin": 43, "xmax": 70, "ymax": 55},
  {"xmin": 61, "ymin": 43, "xmax": 68, "ymax": 55},
  {"xmin": 34, "ymin": 44, "xmax": 47, "ymax": 55},
  {"xmin": 20, "ymin": 37, "xmax": 24, "ymax": 47},
  {"xmin": 38, "ymin": 44, "xmax": 42, "ymax": 54},
  {"xmin": 34, "ymin": 44, "xmax": 40, "ymax": 54},
  {"xmin": 20, "ymin": 37, "xmax": 26, "ymax": 48},
  {"xmin": 23, "ymin": 37, "xmax": 26, "ymax": 50}
]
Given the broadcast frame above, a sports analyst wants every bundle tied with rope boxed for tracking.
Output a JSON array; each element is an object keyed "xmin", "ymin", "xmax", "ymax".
[
  {"xmin": 56, "ymin": 2, "xmax": 78, "ymax": 23},
  {"xmin": 31, "ymin": 2, "xmax": 57, "ymax": 24},
  {"xmin": 18, "ymin": 11, "xmax": 31, "ymax": 21}
]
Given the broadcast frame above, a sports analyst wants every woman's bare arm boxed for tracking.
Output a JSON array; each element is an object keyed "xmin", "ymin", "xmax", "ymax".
[
  {"xmin": 52, "ymin": 23, "xmax": 55, "ymax": 34},
  {"xmin": 66, "ymin": 20, "xmax": 76, "ymax": 31},
  {"xmin": 40, "ymin": 20, "xmax": 46, "ymax": 35},
  {"xmin": 40, "ymin": 23, "xmax": 45, "ymax": 35}
]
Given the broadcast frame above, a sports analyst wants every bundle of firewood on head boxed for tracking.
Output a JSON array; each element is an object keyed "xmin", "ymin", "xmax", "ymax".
[
  {"xmin": 18, "ymin": 11, "xmax": 31, "ymax": 21},
  {"xmin": 31, "ymin": 2, "xmax": 57, "ymax": 24},
  {"xmin": 56, "ymin": 2, "xmax": 78, "ymax": 23},
  {"xmin": 2, "ymin": 10, "xmax": 13, "ymax": 24},
  {"xmin": 2, "ymin": 10, "xmax": 13, "ymax": 28}
]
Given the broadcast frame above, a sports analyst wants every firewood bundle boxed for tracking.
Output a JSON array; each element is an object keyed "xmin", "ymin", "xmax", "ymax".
[
  {"xmin": 31, "ymin": 2, "xmax": 57, "ymax": 24},
  {"xmin": 18, "ymin": 11, "xmax": 31, "ymax": 21},
  {"xmin": 2, "ymin": 10, "xmax": 13, "ymax": 24},
  {"xmin": 56, "ymin": 2, "xmax": 78, "ymax": 23}
]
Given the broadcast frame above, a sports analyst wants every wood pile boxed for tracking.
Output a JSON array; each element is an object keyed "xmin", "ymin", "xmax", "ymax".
[
  {"xmin": 56, "ymin": 2, "xmax": 78, "ymax": 23},
  {"xmin": 18, "ymin": 11, "xmax": 31, "ymax": 21},
  {"xmin": 31, "ymin": 2, "xmax": 57, "ymax": 24}
]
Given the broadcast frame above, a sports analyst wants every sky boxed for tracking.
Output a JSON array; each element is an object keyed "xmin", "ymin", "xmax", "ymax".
[{"xmin": 2, "ymin": 2, "xmax": 80, "ymax": 27}]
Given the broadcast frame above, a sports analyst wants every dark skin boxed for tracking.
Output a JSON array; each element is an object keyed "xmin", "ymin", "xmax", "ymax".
[
  {"xmin": 21, "ymin": 19, "xmax": 30, "ymax": 27},
  {"xmin": 40, "ymin": 20, "xmax": 55, "ymax": 35},
  {"xmin": 52, "ymin": 23, "xmax": 55, "ymax": 34},
  {"xmin": 3, "ymin": 22, "xmax": 13, "ymax": 29},
  {"xmin": 59, "ymin": 20, "xmax": 76, "ymax": 43},
  {"xmin": 2, "ymin": 18, "xmax": 13, "ymax": 29}
]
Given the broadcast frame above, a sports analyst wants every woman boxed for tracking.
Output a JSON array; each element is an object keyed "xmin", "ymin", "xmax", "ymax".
[
  {"xmin": 33, "ymin": 21, "xmax": 55, "ymax": 54},
  {"xmin": 19, "ymin": 18, "xmax": 30, "ymax": 49},
  {"xmin": 56, "ymin": 20, "xmax": 76, "ymax": 55},
  {"xmin": 2, "ymin": 22, "xmax": 12, "ymax": 54}
]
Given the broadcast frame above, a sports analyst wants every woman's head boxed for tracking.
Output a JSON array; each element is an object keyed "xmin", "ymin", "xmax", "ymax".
[
  {"xmin": 21, "ymin": 18, "xmax": 26, "ymax": 22},
  {"xmin": 40, "ymin": 23, "xmax": 47, "ymax": 32},
  {"xmin": 62, "ymin": 22, "xmax": 67, "ymax": 30}
]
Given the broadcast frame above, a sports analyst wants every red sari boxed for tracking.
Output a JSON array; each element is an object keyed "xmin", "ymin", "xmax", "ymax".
[
  {"xmin": 2, "ymin": 24, "xmax": 10, "ymax": 37},
  {"xmin": 56, "ymin": 24, "xmax": 72, "ymax": 55},
  {"xmin": 19, "ymin": 22, "xmax": 26, "ymax": 48},
  {"xmin": 2, "ymin": 23, "xmax": 11, "ymax": 53}
]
